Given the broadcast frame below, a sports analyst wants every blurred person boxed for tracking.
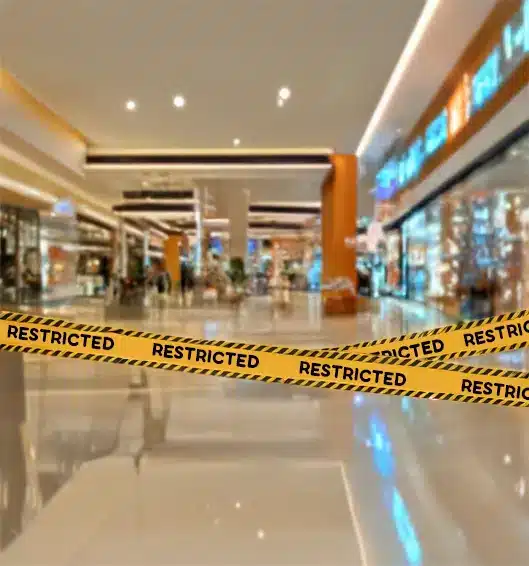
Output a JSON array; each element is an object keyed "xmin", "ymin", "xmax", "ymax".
[
  {"xmin": 152, "ymin": 260, "xmax": 172, "ymax": 310},
  {"xmin": 21, "ymin": 248, "xmax": 41, "ymax": 301},
  {"xmin": 459, "ymin": 271, "xmax": 495, "ymax": 319},
  {"xmin": 179, "ymin": 258, "xmax": 195, "ymax": 307}
]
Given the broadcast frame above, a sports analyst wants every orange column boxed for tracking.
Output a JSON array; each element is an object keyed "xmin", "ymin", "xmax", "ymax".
[
  {"xmin": 163, "ymin": 233, "xmax": 181, "ymax": 286},
  {"xmin": 321, "ymin": 154, "xmax": 357, "ymax": 315}
]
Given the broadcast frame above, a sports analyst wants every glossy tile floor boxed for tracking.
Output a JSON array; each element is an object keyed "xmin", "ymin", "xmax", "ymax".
[{"xmin": 1, "ymin": 295, "xmax": 529, "ymax": 565}]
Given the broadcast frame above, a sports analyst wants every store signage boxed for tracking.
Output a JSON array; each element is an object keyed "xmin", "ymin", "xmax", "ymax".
[
  {"xmin": 471, "ymin": 47, "xmax": 501, "ymax": 113},
  {"xmin": 501, "ymin": 0, "xmax": 529, "ymax": 78},
  {"xmin": 375, "ymin": 159, "xmax": 398, "ymax": 200},
  {"xmin": 52, "ymin": 199, "xmax": 76, "ymax": 217},
  {"xmin": 424, "ymin": 109, "xmax": 448, "ymax": 157},
  {"xmin": 448, "ymin": 75, "xmax": 471, "ymax": 137},
  {"xmin": 374, "ymin": 0, "xmax": 528, "ymax": 200}
]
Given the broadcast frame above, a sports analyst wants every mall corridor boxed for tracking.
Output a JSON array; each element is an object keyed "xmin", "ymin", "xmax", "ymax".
[
  {"xmin": 2, "ymin": 0, "xmax": 529, "ymax": 564},
  {"xmin": 0, "ymin": 297, "xmax": 528, "ymax": 565}
]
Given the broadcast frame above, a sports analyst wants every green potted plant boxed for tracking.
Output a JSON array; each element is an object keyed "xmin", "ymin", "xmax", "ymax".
[{"xmin": 228, "ymin": 257, "xmax": 247, "ymax": 290}]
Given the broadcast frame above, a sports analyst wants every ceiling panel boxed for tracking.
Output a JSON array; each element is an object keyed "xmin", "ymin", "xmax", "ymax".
[{"xmin": 1, "ymin": 0, "xmax": 424, "ymax": 151}]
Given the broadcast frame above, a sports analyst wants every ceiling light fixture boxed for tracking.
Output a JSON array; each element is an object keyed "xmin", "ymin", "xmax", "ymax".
[
  {"xmin": 173, "ymin": 95, "xmax": 186, "ymax": 108},
  {"xmin": 233, "ymin": 138, "xmax": 241, "ymax": 147},
  {"xmin": 125, "ymin": 100, "xmax": 137, "ymax": 111},
  {"xmin": 277, "ymin": 98, "xmax": 285, "ymax": 108},
  {"xmin": 278, "ymin": 87, "xmax": 291, "ymax": 101},
  {"xmin": 355, "ymin": 0, "xmax": 442, "ymax": 157}
]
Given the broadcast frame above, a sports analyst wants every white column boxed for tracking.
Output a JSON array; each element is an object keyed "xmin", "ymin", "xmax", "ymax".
[
  {"xmin": 143, "ymin": 229, "xmax": 150, "ymax": 271},
  {"xmin": 119, "ymin": 221, "xmax": 128, "ymax": 278},
  {"xmin": 228, "ymin": 188, "xmax": 249, "ymax": 263}
]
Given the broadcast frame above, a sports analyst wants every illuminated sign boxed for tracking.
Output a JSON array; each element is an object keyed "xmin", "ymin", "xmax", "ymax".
[
  {"xmin": 375, "ymin": 159, "xmax": 398, "ymax": 200},
  {"xmin": 472, "ymin": 47, "xmax": 501, "ymax": 112},
  {"xmin": 448, "ymin": 75, "xmax": 471, "ymax": 137},
  {"xmin": 501, "ymin": 0, "xmax": 529, "ymax": 77},
  {"xmin": 424, "ymin": 109, "xmax": 448, "ymax": 157},
  {"xmin": 406, "ymin": 137, "xmax": 425, "ymax": 181},
  {"xmin": 374, "ymin": 0, "xmax": 527, "ymax": 198},
  {"xmin": 52, "ymin": 199, "xmax": 76, "ymax": 217}
]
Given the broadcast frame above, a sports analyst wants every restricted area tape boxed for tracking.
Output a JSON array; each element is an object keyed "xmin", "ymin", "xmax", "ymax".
[
  {"xmin": 328, "ymin": 309, "xmax": 529, "ymax": 360},
  {"xmin": 0, "ymin": 310, "xmax": 528, "ymax": 408}
]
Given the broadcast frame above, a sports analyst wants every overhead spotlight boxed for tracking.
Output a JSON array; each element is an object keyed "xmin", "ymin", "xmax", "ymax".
[
  {"xmin": 173, "ymin": 95, "xmax": 186, "ymax": 108},
  {"xmin": 278, "ymin": 86, "xmax": 291, "ymax": 101},
  {"xmin": 125, "ymin": 100, "xmax": 137, "ymax": 111},
  {"xmin": 233, "ymin": 138, "xmax": 241, "ymax": 147}
]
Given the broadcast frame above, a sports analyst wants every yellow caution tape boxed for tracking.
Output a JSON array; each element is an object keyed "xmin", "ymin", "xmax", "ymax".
[
  {"xmin": 327, "ymin": 309, "xmax": 529, "ymax": 360},
  {"xmin": 0, "ymin": 310, "xmax": 528, "ymax": 408}
]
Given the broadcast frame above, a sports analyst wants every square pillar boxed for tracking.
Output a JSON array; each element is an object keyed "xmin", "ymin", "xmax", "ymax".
[
  {"xmin": 321, "ymin": 154, "xmax": 357, "ymax": 315},
  {"xmin": 163, "ymin": 234, "xmax": 181, "ymax": 286}
]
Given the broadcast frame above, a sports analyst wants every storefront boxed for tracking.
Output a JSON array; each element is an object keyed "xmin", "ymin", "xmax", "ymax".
[
  {"xmin": 76, "ymin": 216, "xmax": 114, "ymax": 296},
  {"xmin": 0, "ymin": 204, "xmax": 41, "ymax": 306},
  {"xmin": 399, "ymin": 129, "xmax": 529, "ymax": 318},
  {"xmin": 40, "ymin": 209, "xmax": 79, "ymax": 304},
  {"xmin": 374, "ymin": 0, "xmax": 528, "ymax": 317}
]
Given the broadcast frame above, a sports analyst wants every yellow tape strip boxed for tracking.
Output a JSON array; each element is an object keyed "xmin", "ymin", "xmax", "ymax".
[
  {"xmin": 321, "ymin": 309, "xmax": 529, "ymax": 359},
  {"xmin": 0, "ymin": 310, "xmax": 528, "ymax": 408}
]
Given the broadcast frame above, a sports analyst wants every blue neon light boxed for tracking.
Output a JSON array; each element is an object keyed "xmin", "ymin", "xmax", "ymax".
[
  {"xmin": 424, "ymin": 110, "xmax": 448, "ymax": 157},
  {"xmin": 375, "ymin": 159, "xmax": 399, "ymax": 200},
  {"xmin": 525, "ymin": 0, "xmax": 529, "ymax": 53},
  {"xmin": 472, "ymin": 47, "xmax": 501, "ymax": 112},
  {"xmin": 503, "ymin": 0, "xmax": 529, "ymax": 75},
  {"xmin": 374, "ymin": 0, "xmax": 528, "ymax": 197},
  {"xmin": 406, "ymin": 137, "xmax": 425, "ymax": 181}
]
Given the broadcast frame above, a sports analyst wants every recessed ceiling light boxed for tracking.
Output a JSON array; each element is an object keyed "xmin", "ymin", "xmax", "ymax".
[
  {"xmin": 278, "ymin": 86, "xmax": 291, "ymax": 101},
  {"xmin": 125, "ymin": 100, "xmax": 137, "ymax": 111},
  {"xmin": 233, "ymin": 138, "xmax": 241, "ymax": 147},
  {"xmin": 173, "ymin": 95, "xmax": 186, "ymax": 108}
]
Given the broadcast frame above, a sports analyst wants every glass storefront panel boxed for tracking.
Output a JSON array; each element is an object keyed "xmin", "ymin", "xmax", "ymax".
[
  {"xmin": 0, "ymin": 204, "xmax": 41, "ymax": 306},
  {"xmin": 40, "ymin": 212, "xmax": 79, "ymax": 304},
  {"xmin": 403, "ymin": 210, "xmax": 427, "ymax": 302},
  {"xmin": 401, "ymin": 132, "xmax": 529, "ymax": 318}
]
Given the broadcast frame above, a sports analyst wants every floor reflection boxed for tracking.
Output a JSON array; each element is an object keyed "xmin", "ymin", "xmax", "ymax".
[{"xmin": 1, "ymin": 296, "xmax": 529, "ymax": 565}]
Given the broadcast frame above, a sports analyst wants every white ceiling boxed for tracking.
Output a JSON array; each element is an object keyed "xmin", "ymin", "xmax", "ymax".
[
  {"xmin": 2, "ymin": 0, "xmax": 495, "ymax": 222},
  {"xmin": 1, "ymin": 0, "xmax": 425, "ymax": 152},
  {"xmin": 85, "ymin": 170, "xmax": 324, "ymax": 206},
  {"xmin": 358, "ymin": 0, "xmax": 498, "ymax": 166}
]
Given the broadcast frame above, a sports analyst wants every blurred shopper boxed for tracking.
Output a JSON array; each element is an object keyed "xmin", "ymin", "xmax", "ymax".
[
  {"xmin": 153, "ymin": 260, "xmax": 172, "ymax": 309},
  {"xmin": 204, "ymin": 254, "xmax": 229, "ymax": 302},
  {"xmin": 179, "ymin": 259, "xmax": 195, "ymax": 307},
  {"xmin": 460, "ymin": 271, "xmax": 496, "ymax": 319}
]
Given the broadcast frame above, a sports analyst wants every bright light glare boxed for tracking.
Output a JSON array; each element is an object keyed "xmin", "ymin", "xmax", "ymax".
[
  {"xmin": 173, "ymin": 95, "xmax": 186, "ymax": 108},
  {"xmin": 125, "ymin": 100, "xmax": 137, "ymax": 111},
  {"xmin": 355, "ymin": 0, "xmax": 442, "ymax": 157},
  {"xmin": 233, "ymin": 138, "xmax": 241, "ymax": 146},
  {"xmin": 278, "ymin": 86, "xmax": 291, "ymax": 100}
]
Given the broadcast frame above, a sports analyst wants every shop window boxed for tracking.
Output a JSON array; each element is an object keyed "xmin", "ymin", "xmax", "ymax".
[{"xmin": 0, "ymin": 205, "xmax": 41, "ymax": 306}]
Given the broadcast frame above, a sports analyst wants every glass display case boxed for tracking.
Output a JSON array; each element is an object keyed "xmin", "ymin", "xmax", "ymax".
[
  {"xmin": 40, "ymin": 212, "xmax": 79, "ymax": 304},
  {"xmin": 0, "ymin": 204, "xmax": 41, "ymax": 306},
  {"xmin": 385, "ymin": 231, "xmax": 403, "ymax": 295},
  {"xmin": 403, "ymin": 210, "xmax": 427, "ymax": 302},
  {"xmin": 493, "ymin": 191, "xmax": 526, "ymax": 313}
]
